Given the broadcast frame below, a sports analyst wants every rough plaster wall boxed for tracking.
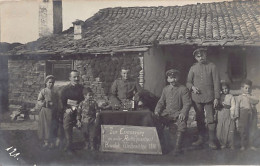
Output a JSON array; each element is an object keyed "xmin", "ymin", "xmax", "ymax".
[{"xmin": 144, "ymin": 47, "xmax": 166, "ymax": 97}]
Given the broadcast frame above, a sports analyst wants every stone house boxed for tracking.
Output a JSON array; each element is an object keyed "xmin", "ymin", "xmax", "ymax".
[{"xmin": 1, "ymin": 0, "xmax": 260, "ymax": 127}]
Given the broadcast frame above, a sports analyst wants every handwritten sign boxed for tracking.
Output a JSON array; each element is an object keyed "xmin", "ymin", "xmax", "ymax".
[{"xmin": 101, "ymin": 125, "xmax": 162, "ymax": 155}]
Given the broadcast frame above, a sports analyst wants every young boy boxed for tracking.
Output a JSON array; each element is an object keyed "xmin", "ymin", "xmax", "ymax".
[
  {"xmin": 155, "ymin": 69, "xmax": 192, "ymax": 155},
  {"xmin": 77, "ymin": 87, "xmax": 99, "ymax": 150},
  {"xmin": 236, "ymin": 79, "xmax": 259, "ymax": 151}
]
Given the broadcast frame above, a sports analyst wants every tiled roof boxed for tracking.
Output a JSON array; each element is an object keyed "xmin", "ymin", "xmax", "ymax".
[{"xmin": 8, "ymin": 1, "xmax": 260, "ymax": 55}]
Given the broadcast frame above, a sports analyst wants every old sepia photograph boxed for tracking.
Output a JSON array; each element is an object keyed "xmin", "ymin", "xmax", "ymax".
[{"xmin": 0, "ymin": 0, "xmax": 260, "ymax": 165}]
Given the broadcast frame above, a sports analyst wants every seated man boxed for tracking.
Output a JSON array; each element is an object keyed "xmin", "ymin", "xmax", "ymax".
[
  {"xmin": 155, "ymin": 69, "xmax": 192, "ymax": 155},
  {"xmin": 110, "ymin": 67, "xmax": 142, "ymax": 110}
]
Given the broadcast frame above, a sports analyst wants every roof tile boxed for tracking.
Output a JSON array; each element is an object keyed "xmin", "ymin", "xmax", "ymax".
[{"xmin": 9, "ymin": 1, "xmax": 260, "ymax": 55}]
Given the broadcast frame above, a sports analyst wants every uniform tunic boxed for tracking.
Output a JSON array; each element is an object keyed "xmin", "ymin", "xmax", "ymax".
[
  {"xmin": 186, "ymin": 61, "xmax": 220, "ymax": 132},
  {"xmin": 155, "ymin": 84, "xmax": 191, "ymax": 117},
  {"xmin": 186, "ymin": 62, "xmax": 220, "ymax": 103},
  {"xmin": 110, "ymin": 77, "xmax": 142, "ymax": 107},
  {"xmin": 155, "ymin": 84, "xmax": 192, "ymax": 132}
]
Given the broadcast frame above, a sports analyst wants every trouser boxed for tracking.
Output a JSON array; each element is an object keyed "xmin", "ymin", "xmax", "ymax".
[
  {"xmin": 193, "ymin": 101, "xmax": 216, "ymax": 135},
  {"xmin": 63, "ymin": 112, "xmax": 77, "ymax": 150},
  {"xmin": 64, "ymin": 125, "xmax": 73, "ymax": 150},
  {"xmin": 238, "ymin": 109, "xmax": 257, "ymax": 147},
  {"xmin": 155, "ymin": 114, "xmax": 187, "ymax": 148},
  {"xmin": 82, "ymin": 118, "xmax": 97, "ymax": 144}
]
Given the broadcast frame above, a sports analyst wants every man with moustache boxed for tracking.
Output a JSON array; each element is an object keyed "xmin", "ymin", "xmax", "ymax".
[
  {"xmin": 59, "ymin": 70, "xmax": 84, "ymax": 153},
  {"xmin": 154, "ymin": 69, "xmax": 192, "ymax": 155},
  {"xmin": 186, "ymin": 48, "xmax": 220, "ymax": 149}
]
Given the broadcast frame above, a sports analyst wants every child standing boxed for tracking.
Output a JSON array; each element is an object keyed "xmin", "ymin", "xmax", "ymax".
[
  {"xmin": 37, "ymin": 75, "xmax": 57, "ymax": 149},
  {"xmin": 216, "ymin": 82, "xmax": 237, "ymax": 149},
  {"xmin": 236, "ymin": 79, "xmax": 259, "ymax": 151},
  {"xmin": 77, "ymin": 88, "xmax": 99, "ymax": 150},
  {"xmin": 154, "ymin": 69, "xmax": 192, "ymax": 155}
]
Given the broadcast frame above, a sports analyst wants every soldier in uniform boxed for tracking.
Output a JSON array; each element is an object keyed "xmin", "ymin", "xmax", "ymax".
[
  {"xmin": 59, "ymin": 70, "xmax": 84, "ymax": 153},
  {"xmin": 155, "ymin": 69, "xmax": 192, "ymax": 155},
  {"xmin": 110, "ymin": 67, "xmax": 142, "ymax": 109},
  {"xmin": 186, "ymin": 48, "xmax": 220, "ymax": 149}
]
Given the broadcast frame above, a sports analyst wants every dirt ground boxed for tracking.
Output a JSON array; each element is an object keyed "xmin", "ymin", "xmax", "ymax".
[{"xmin": 0, "ymin": 128, "xmax": 260, "ymax": 166}]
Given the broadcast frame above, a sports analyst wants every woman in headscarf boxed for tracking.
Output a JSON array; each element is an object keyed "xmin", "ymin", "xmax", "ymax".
[{"xmin": 37, "ymin": 75, "xmax": 57, "ymax": 149}]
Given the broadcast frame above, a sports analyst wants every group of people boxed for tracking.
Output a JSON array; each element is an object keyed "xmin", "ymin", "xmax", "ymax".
[
  {"xmin": 36, "ymin": 66, "xmax": 143, "ymax": 154},
  {"xmin": 154, "ymin": 48, "xmax": 259, "ymax": 156},
  {"xmin": 35, "ymin": 48, "xmax": 259, "ymax": 156},
  {"xmin": 36, "ymin": 70, "xmax": 100, "ymax": 154}
]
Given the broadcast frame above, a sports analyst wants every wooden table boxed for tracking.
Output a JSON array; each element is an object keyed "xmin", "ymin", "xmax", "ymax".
[{"xmin": 97, "ymin": 109, "xmax": 155, "ymax": 127}]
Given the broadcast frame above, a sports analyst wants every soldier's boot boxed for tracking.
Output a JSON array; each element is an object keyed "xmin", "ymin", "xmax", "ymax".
[
  {"xmin": 84, "ymin": 141, "xmax": 89, "ymax": 150},
  {"xmin": 240, "ymin": 133, "xmax": 246, "ymax": 151},
  {"xmin": 230, "ymin": 131, "xmax": 235, "ymax": 150},
  {"xmin": 208, "ymin": 130, "xmax": 217, "ymax": 150},
  {"xmin": 173, "ymin": 132, "xmax": 184, "ymax": 156},
  {"xmin": 89, "ymin": 137, "xmax": 95, "ymax": 151},
  {"xmin": 192, "ymin": 135, "xmax": 203, "ymax": 146},
  {"xmin": 89, "ymin": 141, "xmax": 95, "ymax": 151}
]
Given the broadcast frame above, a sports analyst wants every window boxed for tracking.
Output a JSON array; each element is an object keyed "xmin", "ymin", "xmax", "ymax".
[
  {"xmin": 227, "ymin": 53, "xmax": 246, "ymax": 83},
  {"xmin": 46, "ymin": 60, "xmax": 73, "ymax": 81}
]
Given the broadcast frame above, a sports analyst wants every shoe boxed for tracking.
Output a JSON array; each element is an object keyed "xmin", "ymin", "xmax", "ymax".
[
  {"xmin": 89, "ymin": 142, "xmax": 95, "ymax": 151},
  {"xmin": 208, "ymin": 131, "xmax": 217, "ymax": 150},
  {"xmin": 240, "ymin": 146, "xmax": 246, "ymax": 151},
  {"xmin": 209, "ymin": 143, "xmax": 218, "ymax": 150},
  {"xmin": 83, "ymin": 144, "xmax": 89, "ymax": 150},
  {"xmin": 250, "ymin": 146, "xmax": 257, "ymax": 151},
  {"xmin": 192, "ymin": 135, "xmax": 203, "ymax": 146},
  {"xmin": 66, "ymin": 150, "xmax": 74, "ymax": 155},
  {"xmin": 173, "ymin": 132, "xmax": 184, "ymax": 156},
  {"xmin": 48, "ymin": 143, "xmax": 54, "ymax": 149},
  {"xmin": 42, "ymin": 142, "xmax": 49, "ymax": 150},
  {"xmin": 221, "ymin": 145, "xmax": 226, "ymax": 149}
]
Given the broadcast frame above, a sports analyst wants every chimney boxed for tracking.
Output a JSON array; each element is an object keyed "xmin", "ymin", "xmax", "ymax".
[
  {"xmin": 72, "ymin": 20, "xmax": 84, "ymax": 40},
  {"xmin": 39, "ymin": 0, "xmax": 63, "ymax": 37}
]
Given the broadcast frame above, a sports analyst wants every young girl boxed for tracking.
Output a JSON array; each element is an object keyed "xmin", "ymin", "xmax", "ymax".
[
  {"xmin": 77, "ymin": 87, "xmax": 99, "ymax": 150},
  {"xmin": 216, "ymin": 82, "xmax": 237, "ymax": 149},
  {"xmin": 37, "ymin": 75, "xmax": 57, "ymax": 149}
]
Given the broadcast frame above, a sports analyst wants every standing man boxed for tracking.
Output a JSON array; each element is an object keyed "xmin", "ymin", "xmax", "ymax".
[
  {"xmin": 59, "ymin": 70, "xmax": 84, "ymax": 153},
  {"xmin": 186, "ymin": 48, "xmax": 220, "ymax": 149},
  {"xmin": 110, "ymin": 66, "xmax": 142, "ymax": 109}
]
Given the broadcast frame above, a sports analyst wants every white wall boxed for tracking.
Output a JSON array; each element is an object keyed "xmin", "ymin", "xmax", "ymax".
[{"xmin": 144, "ymin": 47, "xmax": 166, "ymax": 97}]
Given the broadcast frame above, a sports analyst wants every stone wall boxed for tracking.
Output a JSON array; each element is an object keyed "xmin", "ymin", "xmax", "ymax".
[
  {"xmin": 7, "ymin": 54, "xmax": 143, "ymax": 111},
  {"xmin": 8, "ymin": 60, "xmax": 45, "ymax": 110},
  {"xmin": 74, "ymin": 55, "xmax": 142, "ymax": 100}
]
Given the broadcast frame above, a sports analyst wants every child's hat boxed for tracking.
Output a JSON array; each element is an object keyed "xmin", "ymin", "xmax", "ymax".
[
  {"xmin": 44, "ymin": 75, "xmax": 55, "ymax": 84},
  {"xmin": 166, "ymin": 69, "xmax": 180, "ymax": 77},
  {"xmin": 193, "ymin": 48, "xmax": 207, "ymax": 56}
]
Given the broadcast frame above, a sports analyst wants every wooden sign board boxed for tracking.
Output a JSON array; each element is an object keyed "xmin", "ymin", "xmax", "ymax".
[{"xmin": 101, "ymin": 125, "xmax": 162, "ymax": 155}]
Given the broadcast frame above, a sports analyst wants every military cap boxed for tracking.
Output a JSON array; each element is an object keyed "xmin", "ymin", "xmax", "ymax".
[
  {"xmin": 166, "ymin": 69, "xmax": 180, "ymax": 77},
  {"xmin": 193, "ymin": 48, "xmax": 207, "ymax": 56},
  {"xmin": 44, "ymin": 75, "xmax": 55, "ymax": 84}
]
